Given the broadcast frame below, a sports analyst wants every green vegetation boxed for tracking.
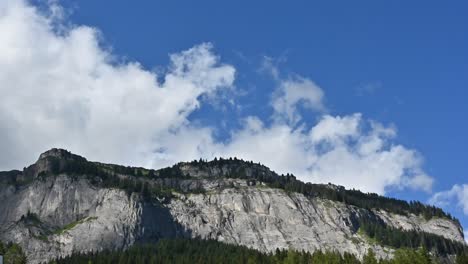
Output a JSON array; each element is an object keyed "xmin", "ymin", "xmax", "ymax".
[
  {"xmin": 457, "ymin": 253, "xmax": 468, "ymax": 264},
  {"xmin": 183, "ymin": 158, "xmax": 457, "ymax": 222},
  {"xmin": 358, "ymin": 216, "xmax": 466, "ymax": 255},
  {"xmin": 53, "ymin": 217, "xmax": 98, "ymax": 235},
  {"xmin": 0, "ymin": 241, "xmax": 27, "ymax": 264},
  {"xmin": 21, "ymin": 214, "xmax": 99, "ymax": 241},
  {"xmin": 0, "ymin": 170, "xmax": 28, "ymax": 187},
  {"xmin": 20, "ymin": 210, "xmax": 42, "ymax": 226},
  {"xmin": 48, "ymin": 238, "xmax": 468, "ymax": 264},
  {"xmin": 5, "ymin": 150, "xmax": 466, "ymax": 259},
  {"xmin": 34, "ymin": 234, "xmax": 49, "ymax": 242},
  {"xmin": 31, "ymin": 155, "xmax": 181, "ymax": 202},
  {"xmin": 16, "ymin": 151, "xmax": 458, "ymax": 224}
]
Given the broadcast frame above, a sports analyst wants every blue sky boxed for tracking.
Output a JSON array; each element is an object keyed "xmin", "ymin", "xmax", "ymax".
[
  {"xmin": 64, "ymin": 0, "xmax": 467, "ymax": 217},
  {"xmin": 1, "ymin": 1, "xmax": 468, "ymax": 235},
  {"xmin": 63, "ymin": 0, "xmax": 468, "ymax": 192}
]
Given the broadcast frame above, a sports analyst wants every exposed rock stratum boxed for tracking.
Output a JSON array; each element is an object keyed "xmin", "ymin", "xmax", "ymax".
[{"xmin": 0, "ymin": 149, "xmax": 464, "ymax": 263}]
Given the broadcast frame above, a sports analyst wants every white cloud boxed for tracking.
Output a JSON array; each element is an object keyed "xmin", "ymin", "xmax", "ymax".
[
  {"xmin": 259, "ymin": 56, "xmax": 280, "ymax": 80},
  {"xmin": 310, "ymin": 114, "xmax": 361, "ymax": 143},
  {"xmin": 0, "ymin": 0, "xmax": 433, "ymax": 195},
  {"xmin": 220, "ymin": 114, "xmax": 432, "ymax": 194},
  {"xmin": 262, "ymin": 56, "xmax": 326, "ymax": 124},
  {"xmin": 0, "ymin": 0, "xmax": 234, "ymax": 169},
  {"xmin": 429, "ymin": 184, "xmax": 468, "ymax": 215},
  {"xmin": 272, "ymin": 76, "xmax": 326, "ymax": 124}
]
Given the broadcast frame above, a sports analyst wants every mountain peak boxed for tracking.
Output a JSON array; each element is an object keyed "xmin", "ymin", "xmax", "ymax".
[
  {"xmin": 23, "ymin": 148, "xmax": 88, "ymax": 178},
  {"xmin": 38, "ymin": 148, "xmax": 76, "ymax": 160},
  {"xmin": 37, "ymin": 148, "xmax": 88, "ymax": 163},
  {"xmin": 1, "ymin": 148, "xmax": 465, "ymax": 263}
]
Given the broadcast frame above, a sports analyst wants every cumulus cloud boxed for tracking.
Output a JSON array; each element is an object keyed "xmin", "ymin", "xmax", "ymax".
[
  {"xmin": 262, "ymin": 56, "xmax": 326, "ymax": 124},
  {"xmin": 310, "ymin": 114, "xmax": 361, "ymax": 143},
  {"xmin": 429, "ymin": 184, "xmax": 468, "ymax": 215},
  {"xmin": 0, "ymin": 0, "xmax": 433, "ymax": 195},
  {"xmin": 0, "ymin": 0, "xmax": 234, "ymax": 169},
  {"xmin": 272, "ymin": 77, "xmax": 326, "ymax": 124},
  {"xmin": 220, "ymin": 114, "xmax": 432, "ymax": 194}
]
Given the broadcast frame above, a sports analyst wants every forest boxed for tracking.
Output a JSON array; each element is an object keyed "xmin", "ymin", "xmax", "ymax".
[
  {"xmin": 48, "ymin": 238, "xmax": 468, "ymax": 264},
  {"xmin": 30, "ymin": 154, "xmax": 458, "ymax": 224},
  {"xmin": 2, "ymin": 238, "xmax": 468, "ymax": 264},
  {"xmin": 0, "ymin": 241, "xmax": 27, "ymax": 264},
  {"xmin": 6, "ymin": 152, "xmax": 466, "ymax": 258},
  {"xmin": 358, "ymin": 216, "xmax": 466, "ymax": 255},
  {"xmin": 188, "ymin": 158, "xmax": 455, "ymax": 222}
]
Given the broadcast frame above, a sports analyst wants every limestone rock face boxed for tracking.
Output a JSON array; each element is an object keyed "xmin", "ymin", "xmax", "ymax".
[
  {"xmin": 169, "ymin": 187, "xmax": 391, "ymax": 259},
  {"xmin": 0, "ymin": 175, "xmax": 180, "ymax": 264},
  {"xmin": 0, "ymin": 150, "xmax": 465, "ymax": 263},
  {"xmin": 373, "ymin": 210, "xmax": 464, "ymax": 242},
  {"xmin": 0, "ymin": 176, "xmax": 464, "ymax": 264}
]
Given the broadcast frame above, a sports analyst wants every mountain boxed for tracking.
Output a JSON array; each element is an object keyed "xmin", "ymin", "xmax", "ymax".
[{"xmin": 0, "ymin": 148, "xmax": 465, "ymax": 264}]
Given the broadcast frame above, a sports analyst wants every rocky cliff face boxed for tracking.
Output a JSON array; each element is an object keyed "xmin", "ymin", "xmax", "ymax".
[
  {"xmin": 0, "ymin": 174, "xmax": 183, "ymax": 263},
  {"xmin": 170, "ymin": 187, "xmax": 391, "ymax": 258},
  {"xmin": 0, "ymin": 149, "xmax": 465, "ymax": 263}
]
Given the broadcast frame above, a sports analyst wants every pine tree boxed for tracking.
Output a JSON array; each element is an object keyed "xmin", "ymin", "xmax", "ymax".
[{"xmin": 363, "ymin": 249, "xmax": 378, "ymax": 264}]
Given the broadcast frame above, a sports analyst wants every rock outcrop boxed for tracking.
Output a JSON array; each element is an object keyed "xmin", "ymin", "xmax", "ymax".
[
  {"xmin": 0, "ymin": 175, "xmax": 181, "ymax": 263},
  {"xmin": 0, "ymin": 149, "xmax": 464, "ymax": 263}
]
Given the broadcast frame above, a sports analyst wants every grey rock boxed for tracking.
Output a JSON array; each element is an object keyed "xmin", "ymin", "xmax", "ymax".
[
  {"xmin": 0, "ymin": 150, "xmax": 464, "ymax": 263},
  {"xmin": 0, "ymin": 176, "xmax": 464, "ymax": 263},
  {"xmin": 0, "ymin": 175, "xmax": 181, "ymax": 263}
]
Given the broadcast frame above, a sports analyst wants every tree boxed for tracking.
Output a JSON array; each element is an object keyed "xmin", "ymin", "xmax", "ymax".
[
  {"xmin": 417, "ymin": 247, "xmax": 432, "ymax": 264},
  {"xmin": 363, "ymin": 249, "xmax": 378, "ymax": 264},
  {"xmin": 457, "ymin": 252, "xmax": 468, "ymax": 264},
  {"xmin": 4, "ymin": 243, "xmax": 27, "ymax": 264}
]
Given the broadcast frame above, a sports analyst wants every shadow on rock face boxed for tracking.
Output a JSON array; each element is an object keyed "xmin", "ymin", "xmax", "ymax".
[{"xmin": 136, "ymin": 201, "xmax": 193, "ymax": 245}]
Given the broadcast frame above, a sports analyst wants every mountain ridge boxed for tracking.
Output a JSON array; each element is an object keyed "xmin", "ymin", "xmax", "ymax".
[
  {"xmin": 0, "ymin": 148, "xmax": 465, "ymax": 263},
  {"xmin": 15, "ymin": 148, "xmax": 459, "ymax": 223}
]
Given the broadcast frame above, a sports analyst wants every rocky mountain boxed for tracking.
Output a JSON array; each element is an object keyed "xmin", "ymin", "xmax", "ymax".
[{"xmin": 0, "ymin": 148, "xmax": 465, "ymax": 263}]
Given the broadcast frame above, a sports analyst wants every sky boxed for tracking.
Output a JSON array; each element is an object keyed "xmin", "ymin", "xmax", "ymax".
[{"xmin": 0, "ymin": 0, "xmax": 467, "ymax": 240}]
